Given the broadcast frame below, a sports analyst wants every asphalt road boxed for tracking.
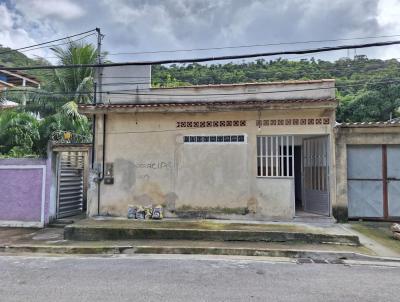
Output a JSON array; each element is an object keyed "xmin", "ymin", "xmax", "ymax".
[{"xmin": 0, "ymin": 254, "xmax": 399, "ymax": 302}]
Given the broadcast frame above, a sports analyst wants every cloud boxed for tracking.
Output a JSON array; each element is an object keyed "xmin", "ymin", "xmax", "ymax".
[
  {"xmin": 1, "ymin": 0, "xmax": 400, "ymax": 62},
  {"xmin": 0, "ymin": 3, "xmax": 45, "ymax": 57},
  {"xmin": 13, "ymin": 0, "xmax": 85, "ymax": 20}
]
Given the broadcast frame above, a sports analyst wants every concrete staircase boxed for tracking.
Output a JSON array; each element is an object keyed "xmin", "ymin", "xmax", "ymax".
[{"xmin": 64, "ymin": 219, "xmax": 360, "ymax": 246}]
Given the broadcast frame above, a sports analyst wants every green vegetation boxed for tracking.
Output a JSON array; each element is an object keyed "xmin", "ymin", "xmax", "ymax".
[
  {"xmin": 0, "ymin": 42, "xmax": 96, "ymax": 157},
  {"xmin": 0, "ymin": 45, "xmax": 51, "ymax": 85},
  {"xmin": 0, "ymin": 110, "xmax": 39, "ymax": 157}
]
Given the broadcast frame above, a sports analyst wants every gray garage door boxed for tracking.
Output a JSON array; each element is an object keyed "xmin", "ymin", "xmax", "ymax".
[
  {"xmin": 388, "ymin": 145, "xmax": 400, "ymax": 217},
  {"xmin": 347, "ymin": 145, "xmax": 400, "ymax": 218}
]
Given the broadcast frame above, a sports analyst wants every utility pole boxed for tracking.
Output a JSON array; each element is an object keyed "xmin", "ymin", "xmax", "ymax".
[
  {"xmin": 92, "ymin": 28, "xmax": 103, "ymax": 168},
  {"xmin": 95, "ymin": 27, "xmax": 103, "ymax": 104}
]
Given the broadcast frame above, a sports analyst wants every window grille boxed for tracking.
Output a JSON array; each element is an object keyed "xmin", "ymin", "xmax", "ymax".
[
  {"xmin": 183, "ymin": 135, "xmax": 246, "ymax": 144},
  {"xmin": 257, "ymin": 136, "xmax": 294, "ymax": 177}
]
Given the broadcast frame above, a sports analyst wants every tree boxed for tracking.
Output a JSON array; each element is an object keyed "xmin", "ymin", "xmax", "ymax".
[
  {"xmin": 1, "ymin": 41, "xmax": 98, "ymax": 156},
  {"xmin": 337, "ymin": 85, "xmax": 400, "ymax": 122},
  {"xmin": 0, "ymin": 110, "xmax": 39, "ymax": 157}
]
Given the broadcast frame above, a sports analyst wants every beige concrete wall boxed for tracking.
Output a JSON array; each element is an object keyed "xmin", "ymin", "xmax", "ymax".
[
  {"xmin": 103, "ymin": 80, "xmax": 335, "ymax": 104},
  {"xmin": 89, "ymin": 108, "xmax": 335, "ymax": 219},
  {"xmin": 335, "ymin": 126, "xmax": 400, "ymax": 209}
]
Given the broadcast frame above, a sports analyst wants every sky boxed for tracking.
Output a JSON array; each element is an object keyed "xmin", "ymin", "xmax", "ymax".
[{"xmin": 0, "ymin": 0, "xmax": 400, "ymax": 64}]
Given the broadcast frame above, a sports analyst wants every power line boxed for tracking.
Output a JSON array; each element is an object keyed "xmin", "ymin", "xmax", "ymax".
[
  {"xmin": 2, "ymin": 40, "xmax": 400, "ymax": 71},
  {"xmin": 0, "ymin": 29, "xmax": 97, "ymax": 55},
  {"xmin": 17, "ymin": 33, "xmax": 97, "ymax": 54},
  {"xmin": 105, "ymin": 34, "xmax": 400, "ymax": 56}
]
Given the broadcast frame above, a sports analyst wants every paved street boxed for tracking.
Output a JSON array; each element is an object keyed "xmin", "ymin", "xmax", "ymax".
[{"xmin": 0, "ymin": 254, "xmax": 399, "ymax": 302}]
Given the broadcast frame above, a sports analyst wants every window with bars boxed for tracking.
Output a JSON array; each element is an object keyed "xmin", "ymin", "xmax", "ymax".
[{"xmin": 257, "ymin": 136, "xmax": 294, "ymax": 177}]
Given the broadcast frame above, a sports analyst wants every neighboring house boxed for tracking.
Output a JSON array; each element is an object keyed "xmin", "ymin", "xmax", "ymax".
[
  {"xmin": 0, "ymin": 66, "xmax": 40, "ymax": 109},
  {"xmin": 335, "ymin": 121, "xmax": 400, "ymax": 221},
  {"xmin": 79, "ymin": 66, "xmax": 338, "ymax": 221},
  {"xmin": 0, "ymin": 67, "xmax": 40, "ymax": 89}
]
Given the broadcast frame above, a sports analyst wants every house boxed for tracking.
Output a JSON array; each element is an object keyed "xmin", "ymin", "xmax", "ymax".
[
  {"xmin": 0, "ymin": 67, "xmax": 40, "ymax": 89},
  {"xmin": 3, "ymin": 65, "xmax": 398, "ymax": 227},
  {"xmin": 0, "ymin": 67, "xmax": 40, "ymax": 109},
  {"xmin": 79, "ymin": 66, "xmax": 338, "ymax": 220}
]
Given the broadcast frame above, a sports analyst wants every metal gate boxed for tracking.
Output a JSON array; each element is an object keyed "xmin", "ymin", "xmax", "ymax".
[
  {"xmin": 303, "ymin": 136, "xmax": 330, "ymax": 216},
  {"xmin": 56, "ymin": 152, "xmax": 85, "ymax": 218},
  {"xmin": 387, "ymin": 145, "xmax": 400, "ymax": 217},
  {"xmin": 348, "ymin": 145, "xmax": 400, "ymax": 218}
]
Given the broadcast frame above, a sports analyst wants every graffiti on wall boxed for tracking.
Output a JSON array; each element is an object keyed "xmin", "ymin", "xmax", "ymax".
[{"xmin": 134, "ymin": 161, "xmax": 172, "ymax": 170}]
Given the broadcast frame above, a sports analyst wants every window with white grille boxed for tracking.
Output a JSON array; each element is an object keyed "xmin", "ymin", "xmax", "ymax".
[
  {"xmin": 183, "ymin": 135, "xmax": 247, "ymax": 144},
  {"xmin": 257, "ymin": 136, "xmax": 294, "ymax": 177}
]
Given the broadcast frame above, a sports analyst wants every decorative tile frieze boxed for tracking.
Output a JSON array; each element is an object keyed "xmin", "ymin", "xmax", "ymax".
[
  {"xmin": 177, "ymin": 120, "xmax": 247, "ymax": 128},
  {"xmin": 256, "ymin": 117, "xmax": 330, "ymax": 127}
]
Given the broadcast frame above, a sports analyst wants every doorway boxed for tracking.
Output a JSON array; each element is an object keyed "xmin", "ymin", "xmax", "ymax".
[
  {"xmin": 302, "ymin": 136, "xmax": 330, "ymax": 216},
  {"xmin": 56, "ymin": 151, "xmax": 88, "ymax": 218},
  {"xmin": 294, "ymin": 136, "xmax": 330, "ymax": 217}
]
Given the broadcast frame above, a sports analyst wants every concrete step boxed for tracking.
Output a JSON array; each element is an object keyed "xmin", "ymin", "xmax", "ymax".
[
  {"xmin": 64, "ymin": 219, "xmax": 360, "ymax": 246},
  {"xmin": 48, "ymin": 219, "xmax": 75, "ymax": 228}
]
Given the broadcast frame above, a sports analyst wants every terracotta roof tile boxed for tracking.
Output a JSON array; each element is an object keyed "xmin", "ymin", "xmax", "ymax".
[
  {"xmin": 339, "ymin": 120, "xmax": 400, "ymax": 128},
  {"xmin": 79, "ymin": 98, "xmax": 336, "ymax": 110}
]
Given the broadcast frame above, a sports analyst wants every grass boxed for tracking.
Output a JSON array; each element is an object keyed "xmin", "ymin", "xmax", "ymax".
[{"xmin": 350, "ymin": 222, "xmax": 400, "ymax": 254}]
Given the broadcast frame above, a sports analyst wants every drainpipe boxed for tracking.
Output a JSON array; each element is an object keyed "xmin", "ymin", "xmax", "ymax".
[
  {"xmin": 91, "ymin": 83, "xmax": 97, "ymax": 169},
  {"xmin": 97, "ymin": 114, "xmax": 106, "ymax": 216}
]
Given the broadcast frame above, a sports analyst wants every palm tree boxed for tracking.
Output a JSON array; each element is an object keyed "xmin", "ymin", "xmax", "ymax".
[
  {"xmin": 1, "ymin": 41, "xmax": 99, "ymax": 156},
  {"xmin": 5, "ymin": 41, "xmax": 98, "ymax": 117},
  {"xmin": 50, "ymin": 41, "xmax": 97, "ymax": 105},
  {"xmin": 0, "ymin": 110, "xmax": 39, "ymax": 156}
]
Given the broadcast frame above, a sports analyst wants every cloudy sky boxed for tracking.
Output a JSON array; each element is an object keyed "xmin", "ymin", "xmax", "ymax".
[{"xmin": 1, "ymin": 0, "xmax": 400, "ymax": 63}]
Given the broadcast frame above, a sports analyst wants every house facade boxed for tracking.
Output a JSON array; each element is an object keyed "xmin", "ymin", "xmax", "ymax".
[{"xmin": 79, "ymin": 66, "xmax": 338, "ymax": 220}]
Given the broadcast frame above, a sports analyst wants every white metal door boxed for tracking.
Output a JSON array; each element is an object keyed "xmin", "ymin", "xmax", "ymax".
[
  {"xmin": 303, "ymin": 136, "xmax": 330, "ymax": 216},
  {"xmin": 56, "ymin": 152, "xmax": 85, "ymax": 218}
]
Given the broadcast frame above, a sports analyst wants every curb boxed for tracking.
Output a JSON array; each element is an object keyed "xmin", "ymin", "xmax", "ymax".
[
  {"xmin": 0, "ymin": 245, "xmax": 133, "ymax": 255},
  {"xmin": 1, "ymin": 244, "xmax": 399, "ymax": 263}
]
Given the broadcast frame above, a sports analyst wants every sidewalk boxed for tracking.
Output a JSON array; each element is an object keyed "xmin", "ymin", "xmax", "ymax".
[{"xmin": 341, "ymin": 222, "xmax": 400, "ymax": 258}]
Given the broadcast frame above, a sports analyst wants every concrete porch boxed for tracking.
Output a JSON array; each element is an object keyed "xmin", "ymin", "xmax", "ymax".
[{"xmin": 63, "ymin": 217, "xmax": 359, "ymax": 245}]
